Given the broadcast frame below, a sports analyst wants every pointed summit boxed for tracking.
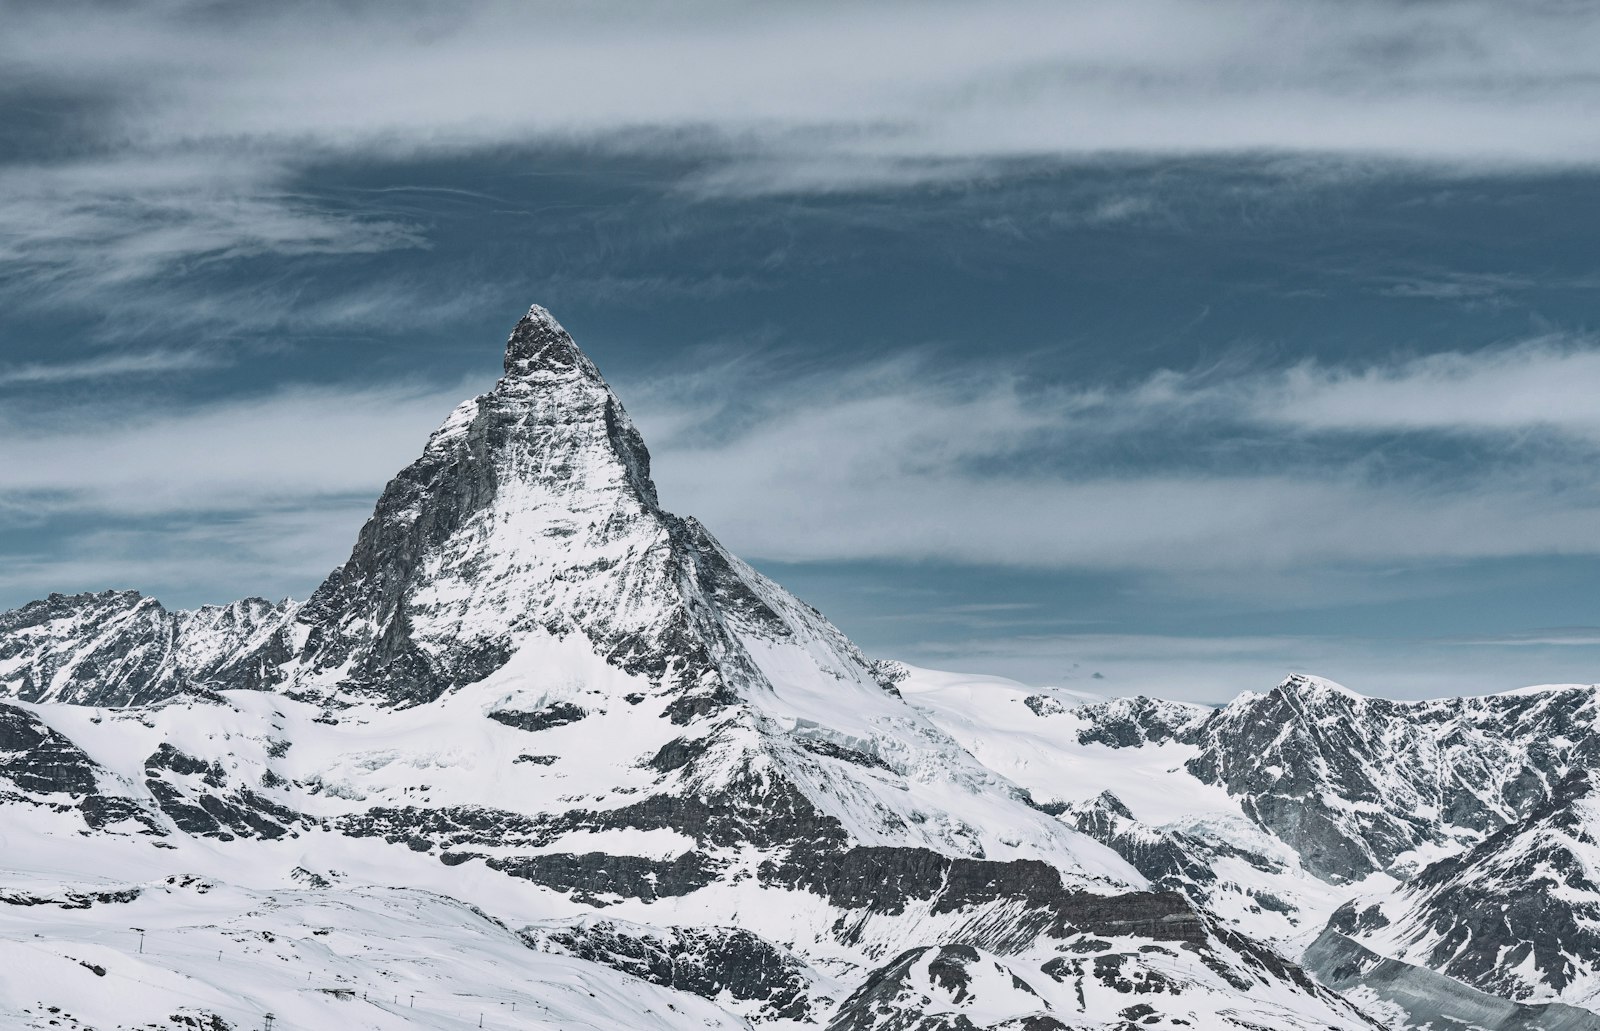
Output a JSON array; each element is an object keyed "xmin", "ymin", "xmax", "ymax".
[
  {"xmin": 502, "ymin": 304, "xmax": 594, "ymax": 379},
  {"xmin": 288, "ymin": 303, "xmax": 667, "ymax": 703}
]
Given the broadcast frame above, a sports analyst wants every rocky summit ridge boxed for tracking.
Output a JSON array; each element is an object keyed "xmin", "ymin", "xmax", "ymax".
[{"xmin": 1, "ymin": 306, "xmax": 1598, "ymax": 1031}]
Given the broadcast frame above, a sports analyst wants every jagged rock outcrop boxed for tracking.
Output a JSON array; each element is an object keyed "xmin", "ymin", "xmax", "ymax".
[
  {"xmin": 1056, "ymin": 674, "xmax": 1600, "ymax": 884},
  {"xmin": 0, "ymin": 703, "xmax": 99, "ymax": 796},
  {"xmin": 0, "ymin": 592, "xmax": 290, "ymax": 706},
  {"xmin": 1329, "ymin": 768, "xmax": 1600, "ymax": 1011},
  {"xmin": 526, "ymin": 919, "xmax": 827, "ymax": 1022}
]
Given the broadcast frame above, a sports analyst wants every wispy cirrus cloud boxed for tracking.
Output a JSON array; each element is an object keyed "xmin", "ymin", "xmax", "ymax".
[
  {"xmin": 1255, "ymin": 340, "xmax": 1600, "ymax": 439},
  {"xmin": 7, "ymin": 0, "xmax": 1600, "ymax": 337},
  {"xmin": 5, "ymin": 330, "xmax": 1596, "ymax": 605},
  {"xmin": 13, "ymin": 0, "xmax": 1600, "ymax": 178},
  {"xmin": 0, "ymin": 348, "xmax": 223, "ymax": 387},
  {"xmin": 0, "ymin": 378, "xmax": 474, "ymax": 523},
  {"xmin": 1440, "ymin": 627, "xmax": 1600, "ymax": 648},
  {"xmin": 0, "ymin": 154, "xmax": 424, "ymax": 312},
  {"xmin": 623, "ymin": 334, "xmax": 1600, "ymax": 571}
]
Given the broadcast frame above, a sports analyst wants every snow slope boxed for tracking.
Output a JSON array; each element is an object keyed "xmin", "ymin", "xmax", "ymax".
[{"xmin": 9, "ymin": 304, "xmax": 1585, "ymax": 1029}]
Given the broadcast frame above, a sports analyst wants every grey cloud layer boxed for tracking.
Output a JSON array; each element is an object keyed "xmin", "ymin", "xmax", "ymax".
[
  {"xmin": 12, "ymin": 0, "xmax": 1600, "ymax": 169},
  {"xmin": 5, "ymin": 339, "xmax": 1596, "ymax": 604},
  {"xmin": 6, "ymin": 0, "xmax": 1600, "ymax": 295},
  {"xmin": 0, "ymin": 380, "xmax": 472, "ymax": 518},
  {"xmin": 631, "ymin": 338, "xmax": 1600, "ymax": 570}
]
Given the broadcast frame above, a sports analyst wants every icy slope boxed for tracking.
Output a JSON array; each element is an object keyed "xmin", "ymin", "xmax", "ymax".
[
  {"xmin": 907, "ymin": 667, "xmax": 1600, "ymax": 887},
  {"xmin": 0, "ymin": 681, "xmax": 1378, "ymax": 1030},
  {"xmin": 0, "ymin": 878, "xmax": 749, "ymax": 1031},
  {"xmin": 902, "ymin": 665, "xmax": 1600, "ymax": 1023},
  {"xmin": 898, "ymin": 666, "xmax": 1368, "ymax": 953},
  {"xmin": 1335, "ymin": 769, "xmax": 1600, "ymax": 1010}
]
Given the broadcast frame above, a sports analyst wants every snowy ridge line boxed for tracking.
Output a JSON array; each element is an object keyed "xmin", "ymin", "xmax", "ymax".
[{"xmin": 5, "ymin": 304, "xmax": 1591, "ymax": 1029}]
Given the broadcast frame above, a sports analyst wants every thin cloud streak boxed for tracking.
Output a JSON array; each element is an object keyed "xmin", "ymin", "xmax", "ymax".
[
  {"xmin": 1261, "ymin": 341, "xmax": 1600, "ymax": 438},
  {"xmin": 0, "ymin": 349, "xmax": 222, "ymax": 387},
  {"xmin": 0, "ymin": 155, "xmax": 424, "ymax": 302},
  {"xmin": 0, "ymin": 379, "xmax": 475, "ymax": 521}
]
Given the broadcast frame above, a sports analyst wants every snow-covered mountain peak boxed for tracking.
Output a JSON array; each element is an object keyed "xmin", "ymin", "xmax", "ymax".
[
  {"xmin": 502, "ymin": 303, "xmax": 596, "ymax": 378},
  {"xmin": 1275, "ymin": 673, "xmax": 1363, "ymax": 701},
  {"xmin": 487, "ymin": 301, "xmax": 657, "ymax": 504},
  {"xmin": 0, "ymin": 305, "xmax": 1146, "ymax": 872},
  {"xmin": 13, "ymin": 304, "xmax": 1598, "ymax": 1029},
  {"xmin": 284, "ymin": 303, "xmax": 686, "ymax": 703}
]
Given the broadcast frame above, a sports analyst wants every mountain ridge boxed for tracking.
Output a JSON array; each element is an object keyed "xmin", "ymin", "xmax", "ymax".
[{"xmin": 1, "ymin": 305, "xmax": 1595, "ymax": 1030}]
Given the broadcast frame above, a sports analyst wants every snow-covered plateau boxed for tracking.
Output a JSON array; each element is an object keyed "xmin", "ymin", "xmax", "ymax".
[{"xmin": 3, "ymin": 306, "xmax": 1598, "ymax": 1030}]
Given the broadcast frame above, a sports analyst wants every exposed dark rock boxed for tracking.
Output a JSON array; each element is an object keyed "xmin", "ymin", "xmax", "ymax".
[
  {"xmin": 0, "ymin": 703, "xmax": 100, "ymax": 795},
  {"xmin": 1070, "ymin": 697, "xmax": 1203, "ymax": 748},
  {"xmin": 143, "ymin": 744, "xmax": 300, "ymax": 840},
  {"xmin": 767, "ymin": 842, "xmax": 1208, "ymax": 947},
  {"xmin": 1, "ymin": 886, "xmax": 140, "ymax": 909},
  {"xmin": 797, "ymin": 737, "xmax": 893, "ymax": 772},
  {"xmin": 1065, "ymin": 792, "xmax": 1218, "ymax": 893},
  {"xmin": 646, "ymin": 737, "xmax": 699, "ymax": 773},
  {"xmin": 487, "ymin": 851, "xmax": 718, "ymax": 905},
  {"xmin": 487, "ymin": 703, "xmax": 587, "ymax": 732},
  {"xmin": 79, "ymin": 795, "xmax": 165, "ymax": 836},
  {"xmin": 530, "ymin": 920, "xmax": 821, "ymax": 1021}
]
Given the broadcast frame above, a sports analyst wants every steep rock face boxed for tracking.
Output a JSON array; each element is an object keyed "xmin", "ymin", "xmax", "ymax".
[
  {"xmin": 1336, "ymin": 770, "xmax": 1600, "ymax": 1009},
  {"xmin": 0, "ymin": 702, "xmax": 168, "ymax": 836},
  {"xmin": 0, "ymin": 703, "xmax": 100, "ymax": 796},
  {"xmin": 141, "ymin": 742, "xmax": 303, "ymax": 842},
  {"xmin": 290, "ymin": 307, "xmax": 694, "ymax": 706},
  {"xmin": 1182, "ymin": 677, "xmax": 1600, "ymax": 881},
  {"xmin": 1064, "ymin": 792, "xmax": 1218, "ymax": 893},
  {"xmin": 0, "ymin": 592, "xmax": 290, "ymax": 706},
  {"xmin": 526, "ymin": 918, "xmax": 829, "ymax": 1023},
  {"xmin": 1065, "ymin": 696, "xmax": 1206, "ymax": 749}
]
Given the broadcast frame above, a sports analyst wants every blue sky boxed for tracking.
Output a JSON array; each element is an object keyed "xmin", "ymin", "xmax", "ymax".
[{"xmin": 4, "ymin": 0, "xmax": 1600, "ymax": 700}]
